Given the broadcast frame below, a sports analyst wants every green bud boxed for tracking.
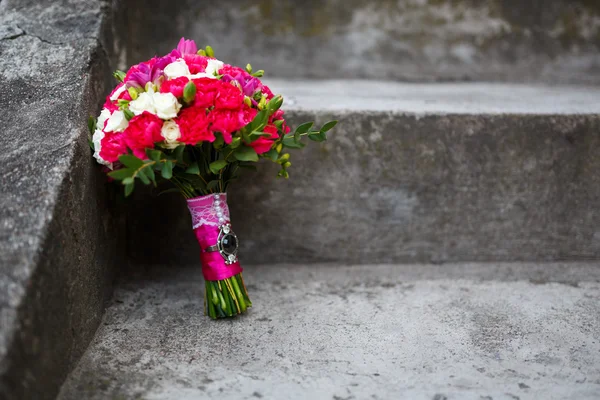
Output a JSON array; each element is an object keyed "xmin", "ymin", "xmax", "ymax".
[
  {"xmin": 276, "ymin": 143, "xmax": 283, "ymax": 153},
  {"xmin": 252, "ymin": 70, "xmax": 264, "ymax": 77},
  {"xmin": 144, "ymin": 82, "xmax": 154, "ymax": 92},
  {"xmin": 183, "ymin": 81, "xmax": 197, "ymax": 104},
  {"xmin": 205, "ymin": 46, "xmax": 215, "ymax": 58},
  {"xmin": 243, "ymin": 96, "xmax": 252, "ymax": 107},
  {"xmin": 127, "ymin": 87, "xmax": 139, "ymax": 100},
  {"xmin": 197, "ymin": 49, "xmax": 207, "ymax": 56},
  {"xmin": 283, "ymin": 161, "xmax": 292, "ymax": 169},
  {"xmin": 113, "ymin": 70, "xmax": 126, "ymax": 82},
  {"xmin": 246, "ymin": 63, "xmax": 253, "ymax": 73},
  {"xmin": 279, "ymin": 153, "xmax": 290, "ymax": 162},
  {"xmin": 258, "ymin": 95, "xmax": 267, "ymax": 110}
]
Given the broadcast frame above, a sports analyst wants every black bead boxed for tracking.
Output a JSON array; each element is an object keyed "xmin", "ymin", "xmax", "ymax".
[{"xmin": 221, "ymin": 234, "xmax": 237, "ymax": 254}]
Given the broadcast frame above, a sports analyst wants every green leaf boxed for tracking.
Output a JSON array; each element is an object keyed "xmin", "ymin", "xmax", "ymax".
[
  {"xmin": 266, "ymin": 95, "xmax": 283, "ymax": 115},
  {"xmin": 244, "ymin": 110, "xmax": 268, "ymax": 134},
  {"xmin": 113, "ymin": 70, "xmax": 126, "ymax": 82},
  {"xmin": 88, "ymin": 138, "xmax": 95, "ymax": 151},
  {"xmin": 295, "ymin": 122, "xmax": 313, "ymax": 135},
  {"xmin": 273, "ymin": 119, "xmax": 284, "ymax": 130},
  {"xmin": 207, "ymin": 180, "xmax": 220, "ymax": 191},
  {"xmin": 108, "ymin": 168, "xmax": 133, "ymax": 180},
  {"xmin": 88, "ymin": 116, "xmax": 96, "ymax": 134},
  {"xmin": 282, "ymin": 137, "xmax": 305, "ymax": 149},
  {"xmin": 320, "ymin": 120, "xmax": 338, "ymax": 133},
  {"xmin": 124, "ymin": 182, "xmax": 134, "ymax": 197},
  {"xmin": 266, "ymin": 149, "xmax": 279, "ymax": 161},
  {"xmin": 233, "ymin": 146, "xmax": 259, "ymax": 162},
  {"xmin": 122, "ymin": 177, "xmax": 134, "ymax": 185},
  {"xmin": 248, "ymin": 131, "xmax": 272, "ymax": 142},
  {"xmin": 209, "ymin": 160, "xmax": 228, "ymax": 174},
  {"xmin": 161, "ymin": 160, "xmax": 173, "ymax": 179},
  {"xmin": 146, "ymin": 149, "xmax": 162, "ymax": 162},
  {"xmin": 230, "ymin": 137, "xmax": 242, "ymax": 149},
  {"xmin": 144, "ymin": 164, "xmax": 156, "ymax": 183},
  {"xmin": 185, "ymin": 162, "xmax": 200, "ymax": 174},
  {"xmin": 173, "ymin": 145, "xmax": 185, "ymax": 163},
  {"xmin": 294, "ymin": 130, "xmax": 301, "ymax": 143},
  {"xmin": 119, "ymin": 154, "xmax": 144, "ymax": 169},
  {"xmin": 308, "ymin": 132, "xmax": 327, "ymax": 142},
  {"xmin": 213, "ymin": 134, "xmax": 225, "ymax": 149},
  {"xmin": 183, "ymin": 81, "xmax": 196, "ymax": 104},
  {"xmin": 138, "ymin": 169, "xmax": 150, "ymax": 185},
  {"xmin": 123, "ymin": 109, "xmax": 134, "ymax": 121}
]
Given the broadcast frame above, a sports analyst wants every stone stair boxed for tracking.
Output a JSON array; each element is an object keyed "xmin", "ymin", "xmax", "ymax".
[{"xmin": 0, "ymin": 0, "xmax": 599, "ymax": 399}]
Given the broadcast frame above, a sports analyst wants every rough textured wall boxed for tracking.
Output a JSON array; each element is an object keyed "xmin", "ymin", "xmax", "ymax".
[
  {"xmin": 0, "ymin": 0, "xmax": 127, "ymax": 399},
  {"xmin": 124, "ymin": 0, "xmax": 600, "ymax": 84}
]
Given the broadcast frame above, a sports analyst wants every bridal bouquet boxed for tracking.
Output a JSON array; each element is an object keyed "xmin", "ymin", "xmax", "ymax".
[{"xmin": 89, "ymin": 38, "xmax": 336, "ymax": 319}]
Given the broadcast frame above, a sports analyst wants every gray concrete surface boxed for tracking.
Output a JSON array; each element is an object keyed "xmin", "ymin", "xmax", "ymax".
[
  {"xmin": 126, "ymin": 83, "xmax": 600, "ymax": 266},
  {"xmin": 124, "ymin": 0, "xmax": 600, "ymax": 84},
  {"xmin": 58, "ymin": 263, "xmax": 600, "ymax": 400},
  {"xmin": 0, "ymin": 1, "xmax": 127, "ymax": 399}
]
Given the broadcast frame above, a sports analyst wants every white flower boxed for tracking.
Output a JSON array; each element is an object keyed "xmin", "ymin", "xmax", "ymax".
[
  {"xmin": 161, "ymin": 120, "xmax": 181, "ymax": 149},
  {"xmin": 92, "ymin": 129, "xmax": 111, "ymax": 166},
  {"xmin": 189, "ymin": 72, "xmax": 216, "ymax": 80},
  {"xmin": 205, "ymin": 58, "xmax": 224, "ymax": 76},
  {"xmin": 109, "ymin": 84, "xmax": 127, "ymax": 101},
  {"xmin": 128, "ymin": 92, "xmax": 156, "ymax": 116},
  {"xmin": 152, "ymin": 92, "xmax": 181, "ymax": 119},
  {"xmin": 104, "ymin": 110, "xmax": 128, "ymax": 132},
  {"xmin": 96, "ymin": 108, "xmax": 111, "ymax": 130},
  {"xmin": 164, "ymin": 59, "xmax": 191, "ymax": 79}
]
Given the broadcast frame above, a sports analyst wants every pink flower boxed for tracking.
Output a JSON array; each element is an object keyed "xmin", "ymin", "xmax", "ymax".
[
  {"xmin": 184, "ymin": 54, "xmax": 209, "ymax": 74},
  {"xmin": 99, "ymin": 132, "xmax": 127, "ymax": 163},
  {"xmin": 214, "ymin": 82, "xmax": 244, "ymax": 110},
  {"xmin": 249, "ymin": 124, "xmax": 278, "ymax": 154},
  {"xmin": 123, "ymin": 112, "xmax": 163, "ymax": 158},
  {"xmin": 192, "ymin": 78, "xmax": 219, "ymax": 108},
  {"xmin": 177, "ymin": 37, "xmax": 198, "ymax": 56},
  {"xmin": 160, "ymin": 76, "xmax": 190, "ymax": 99},
  {"xmin": 176, "ymin": 107, "xmax": 213, "ymax": 144},
  {"xmin": 210, "ymin": 106, "xmax": 256, "ymax": 144},
  {"xmin": 262, "ymin": 84, "xmax": 274, "ymax": 100}
]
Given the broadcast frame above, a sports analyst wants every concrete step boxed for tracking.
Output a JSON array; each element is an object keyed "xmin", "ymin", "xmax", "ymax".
[
  {"xmin": 127, "ymin": 81, "xmax": 600, "ymax": 266},
  {"xmin": 123, "ymin": 0, "xmax": 600, "ymax": 84},
  {"xmin": 58, "ymin": 263, "xmax": 600, "ymax": 400}
]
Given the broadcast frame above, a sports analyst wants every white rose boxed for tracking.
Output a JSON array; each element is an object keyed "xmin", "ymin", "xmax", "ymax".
[
  {"xmin": 96, "ymin": 108, "xmax": 111, "ymax": 130},
  {"xmin": 152, "ymin": 92, "xmax": 181, "ymax": 119},
  {"xmin": 109, "ymin": 84, "xmax": 127, "ymax": 101},
  {"xmin": 189, "ymin": 72, "xmax": 216, "ymax": 80},
  {"xmin": 104, "ymin": 110, "xmax": 128, "ymax": 132},
  {"xmin": 164, "ymin": 59, "xmax": 191, "ymax": 79},
  {"xmin": 128, "ymin": 92, "xmax": 156, "ymax": 116},
  {"xmin": 161, "ymin": 120, "xmax": 181, "ymax": 149},
  {"xmin": 92, "ymin": 129, "xmax": 111, "ymax": 166},
  {"xmin": 205, "ymin": 59, "xmax": 224, "ymax": 76}
]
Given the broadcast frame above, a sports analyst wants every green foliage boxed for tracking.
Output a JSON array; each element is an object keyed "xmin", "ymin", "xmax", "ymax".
[
  {"xmin": 233, "ymin": 146, "xmax": 259, "ymax": 162},
  {"xmin": 209, "ymin": 160, "xmax": 228, "ymax": 174},
  {"xmin": 113, "ymin": 70, "xmax": 126, "ymax": 82},
  {"xmin": 183, "ymin": 81, "xmax": 196, "ymax": 104}
]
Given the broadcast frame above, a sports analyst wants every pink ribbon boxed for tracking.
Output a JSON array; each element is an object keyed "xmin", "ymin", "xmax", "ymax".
[{"xmin": 187, "ymin": 193, "xmax": 242, "ymax": 281}]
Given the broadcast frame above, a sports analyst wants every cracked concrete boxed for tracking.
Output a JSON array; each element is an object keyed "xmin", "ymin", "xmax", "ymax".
[{"xmin": 58, "ymin": 263, "xmax": 600, "ymax": 400}]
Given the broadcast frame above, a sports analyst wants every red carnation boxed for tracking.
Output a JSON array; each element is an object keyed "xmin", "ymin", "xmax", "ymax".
[
  {"xmin": 99, "ymin": 132, "xmax": 127, "ymax": 163},
  {"xmin": 210, "ymin": 105, "xmax": 257, "ymax": 144},
  {"xmin": 176, "ymin": 106, "xmax": 214, "ymax": 144},
  {"xmin": 249, "ymin": 124, "xmax": 278, "ymax": 154},
  {"xmin": 184, "ymin": 54, "xmax": 209, "ymax": 74},
  {"xmin": 123, "ymin": 112, "xmax": 164, "ymax": 159},
  {"xmin": 214, "ymin": 82, "xmax": 244, "ymax": 110},
  {"xmin": 193, "ymin": 78, "xmax": 219, "ymax": 108},
  {"xmin": 160, "ymin": 76, "xmax": 190, "ymax": 99}
]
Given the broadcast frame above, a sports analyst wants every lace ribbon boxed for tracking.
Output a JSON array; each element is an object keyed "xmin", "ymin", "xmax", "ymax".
[{"xmin": 187, "ymin": 193, "xmax": 242, "ymax": 281}]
